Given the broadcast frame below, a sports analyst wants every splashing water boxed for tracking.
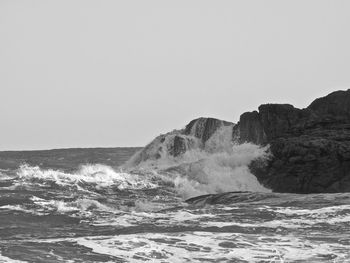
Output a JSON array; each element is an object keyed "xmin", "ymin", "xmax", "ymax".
[
  {"xmin": 0, "ymin": 144, "xmax": 349, "ymax": 262},
  {"xmin": 15, "ymin": 163, "xmax": 158, "ymax": 190},
  {"xmin": 126, "ymin": 125, "xmax": 272, "ymax": 198}
]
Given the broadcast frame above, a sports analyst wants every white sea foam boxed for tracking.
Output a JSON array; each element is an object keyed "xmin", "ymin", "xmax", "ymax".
[
  {"xmin": 0, "ymin": 195, "xmax": 122, "ymax": 218},
  {"xmin": 0, "ymin": 203, "xmax": 51, "ymax": 216},
  {"xmin": 28, "ymin": 196, "xmax": 119, "ymax": 216},
  {"xmin": 7, "ymin": 196, "xmax": 350, "ymax": 262},
  {"xmin": 171, "ymin": 143, "xmax": 271, "ymax": 199},
  {"xmin": 10, "ymin": 125, "xmax": 272, "ymax": 200},
  {"xmin": 72, "ymin": 231, "xmax": 350, "ymax": 263},
  {"xmin": 269, "ymin": 204, "xmax": 350, "ymax": 216},
  {"xmin": 16, "ymin": 164, "xmax": 158, "ymax": 190},
  {"xmin": 0, "ymin": 171, "xmax": 13, "ymax": 180},
  {"xmin": 9, "ymin": 135, "xmax": 271, "ymax": 201},
  {"xmin": 26, "ymin": 232, "xmax": 350, "ymax": 263},
  {"xmin": 125, "ymin": 125, "xmax": 272, "ymax": 198},
  {"xmin": 0, "ymin": 253, "xmax": 27, "ymax": 263}
]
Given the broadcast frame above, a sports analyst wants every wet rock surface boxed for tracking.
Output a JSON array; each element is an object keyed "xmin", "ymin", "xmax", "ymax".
[
  {"xmin": 239, "ymin": 90, "xmax": 350, "ymax": 193},
  {"xmin": 127, "ymin": 117, "xmax": 235, "ymax": 166},
  {"xmin": 128, "ymin": 89, "xmax": 350, "ymax": 193},
  {"xmin": 185, "ymin": 118, "xmax": 233, "ymax": 144}
]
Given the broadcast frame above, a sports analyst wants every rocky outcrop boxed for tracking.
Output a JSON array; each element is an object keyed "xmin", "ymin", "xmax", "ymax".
[
  {"xmin": 308, "ymin": 90, "xmax": 350, "ymax": 120},
  {"xmin": 237, "ymin": 111, "xmax": 266, "ymax": 144},
  {"xmin": 126, "ymin": 117, "xmax": 235, "ymax": 167},
  {"xmin": 127, "ymin": 89, "xmax": 350, "ymax": 193},
  {"xmin": 238, "ymin": 89, "xmax": 350, "ymax": 193},
  {"xmin": 238, "ymin": 104, "xmax": 312, "ymax": 144},
  {"xmin": 184, "ymin": 118, "xmax": 233, "ymax": 143}
]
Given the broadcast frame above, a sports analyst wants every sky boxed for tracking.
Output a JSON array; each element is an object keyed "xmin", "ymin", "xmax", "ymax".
[{"xmin": 1, "ymin": 0, "xmax": 350, "ymax": 150}]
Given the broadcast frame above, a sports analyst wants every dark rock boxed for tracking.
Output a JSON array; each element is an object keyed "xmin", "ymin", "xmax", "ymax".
[
  {"xmin": 308, "ymin": 89, "xmax": 350, "ymax": 120},
  {"xmin": 185, "ymin": 117, "xmax": 233, "ymax": 144},
  {"xmin": 240, "ymin": 89, "xmax": 350, "ymax": 193},
  {"xmin": 238, "ymin": 111, "xmax": 266, "ymax": 144},
  {"xmin": 238, "ymin": 104, "xmax": 310, "ymax": 144},
  {"xmin": 172, "ymin": 136, "xmax": 187, "ymax": 157},
  {"xmin": 168, "ymin": 135, "xmax": 192, "ymax": 157},
  {"xmin": 128, "ymin": 89, "xmax": 350, "ymax": 194},
  {"xmin": 126, "ymin": 117, "xmax": 235, "ymax": 166}
]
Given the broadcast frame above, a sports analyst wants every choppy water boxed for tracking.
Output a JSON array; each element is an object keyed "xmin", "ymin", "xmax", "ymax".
[{"xmin": 0, "ymin": 148, "xmax": 350, "ymax": 262}]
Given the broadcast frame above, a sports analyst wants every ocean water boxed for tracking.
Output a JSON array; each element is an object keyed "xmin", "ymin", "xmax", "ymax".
[{"xmin": 0, "ymin": 146, "xmax": 349, "ymax": 263}]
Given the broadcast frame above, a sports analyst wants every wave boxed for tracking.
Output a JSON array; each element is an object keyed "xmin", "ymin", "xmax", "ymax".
[
  {"xmin": 0, "ymin": 253, "xmax": 27, "ymax": 263},
  {"xmin": 15, "ymin": 164, "xmax": 158, "ymax": 191},
  {"xmin": 9, "ymin": 124, "xmax": 272, "ymax": 200},
  {"xmin": 0, "ymin": 196, "xmax": 120, "ymax": 218},
  {"xmin": 32, "ymin": 196, "xmax": 118, "ymax": 215},
  {"xmin": 125, "ymin": 125, "xmax": 272, "ymax": 199},
  {"xmin": 169, "ymin": 143, "xmax": 272, "ymax": 199}
]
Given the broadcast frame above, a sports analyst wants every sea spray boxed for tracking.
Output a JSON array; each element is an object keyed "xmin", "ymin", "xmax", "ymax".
[
  {"xmin": 167, "ymin": 143, "xmax": 272, "ymax": 199},
  {"xmin": 14, "ymin": 140, "xmax": 271, "ymax": 200},
  {"xmin": 15, "ymin": 163, "xmax": 158, "ymax": 190},
  {"xmin": 125, "ymin": 125, "xmax": 272, "ymax": 198},
  {"xmin": 1, "ymin": 147, "xmax": 350, "ymax": 262}
]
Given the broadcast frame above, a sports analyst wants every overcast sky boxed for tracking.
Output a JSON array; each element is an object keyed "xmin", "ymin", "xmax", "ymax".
[{"xmin": 1, "ymin": 0, "xmax": 350, "ymax": 150}]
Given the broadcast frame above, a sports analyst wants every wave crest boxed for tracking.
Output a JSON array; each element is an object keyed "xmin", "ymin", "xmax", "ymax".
[
  {"xmin": 125, "ymin": 124, "xmax": 272, "ymax": 199},
  {"xmin": 169, "ymin": 143, "xmax": 272, "ymax": 199},
  {"xmin": 16, "ymin": 164, "xmax": 158, "ymax": 190}
]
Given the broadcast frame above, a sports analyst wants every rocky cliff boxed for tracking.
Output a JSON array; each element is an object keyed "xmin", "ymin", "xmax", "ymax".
[
  {"xmin": 127, "ymin": 90, "xmax": 350, "ymax": 193},
  {"xmin": 238, "ymin": 90, "xmax": 350, "ymax": 193}
]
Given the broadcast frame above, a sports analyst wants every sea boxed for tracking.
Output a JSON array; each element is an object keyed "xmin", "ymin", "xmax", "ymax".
[{"xmin": 0, "ymin": 146, "xmax": 349, "ymax": 263}]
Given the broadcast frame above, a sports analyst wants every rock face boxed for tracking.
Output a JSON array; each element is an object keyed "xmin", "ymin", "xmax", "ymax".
[
  {"xmin": 126, "ymin": 117, "xmax": 235, "ymax": 167},
  {"xmin": 308, "ymin": 90, "xmax": 350, "ymax": 119},
  {"xmin": 238, "ymin": 89, "xmax": 350, "ymax": 193},
  {"xmin": 185, "ymin": 118, "xmax": 233, "ymax": 144},
  {"xmin": 127, "ymin": 89, "xmax": 350, "ymax": 193}
]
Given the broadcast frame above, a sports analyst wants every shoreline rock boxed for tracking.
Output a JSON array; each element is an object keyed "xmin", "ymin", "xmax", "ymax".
[
  {"xmin": 125, "ymin": 117, "xmax": 235, "ymax": 167},
  {"xmin": 238, "ymin": 90, "xmax": 350, "ymax": 193},
  {"xmin": 128, "ymin": 89, "xmax": 350, "ymax": 193}
]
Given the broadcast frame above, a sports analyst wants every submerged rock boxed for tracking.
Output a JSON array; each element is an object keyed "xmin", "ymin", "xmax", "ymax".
[{"xmin": 185, "ymin": 191, "xmax": 276, "ymax": 205}]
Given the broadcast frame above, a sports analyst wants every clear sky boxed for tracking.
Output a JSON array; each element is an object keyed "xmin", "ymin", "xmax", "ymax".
[{"xmin": 1, "ymin": 0, "xmax": 350, "ymax": 150}]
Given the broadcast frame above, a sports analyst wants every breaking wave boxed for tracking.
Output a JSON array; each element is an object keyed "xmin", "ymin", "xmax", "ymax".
[
  {"xmin": 14, "ymin": 164, "xmax": 158, "ymax": 191},
  {"xmin": 7, "ymin": 125, "xmax": 272, "ymax": 200},
  {"xmin": 125, "ymin": 125, "xmax": 272, "ymax": 199},
  {"xmin": 1, "ymin": 145, "xmax": 350, "ymax": 263},
  {"xmin": 169, "ymin": 143, "xmax": 271, "ymax": 199}
]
